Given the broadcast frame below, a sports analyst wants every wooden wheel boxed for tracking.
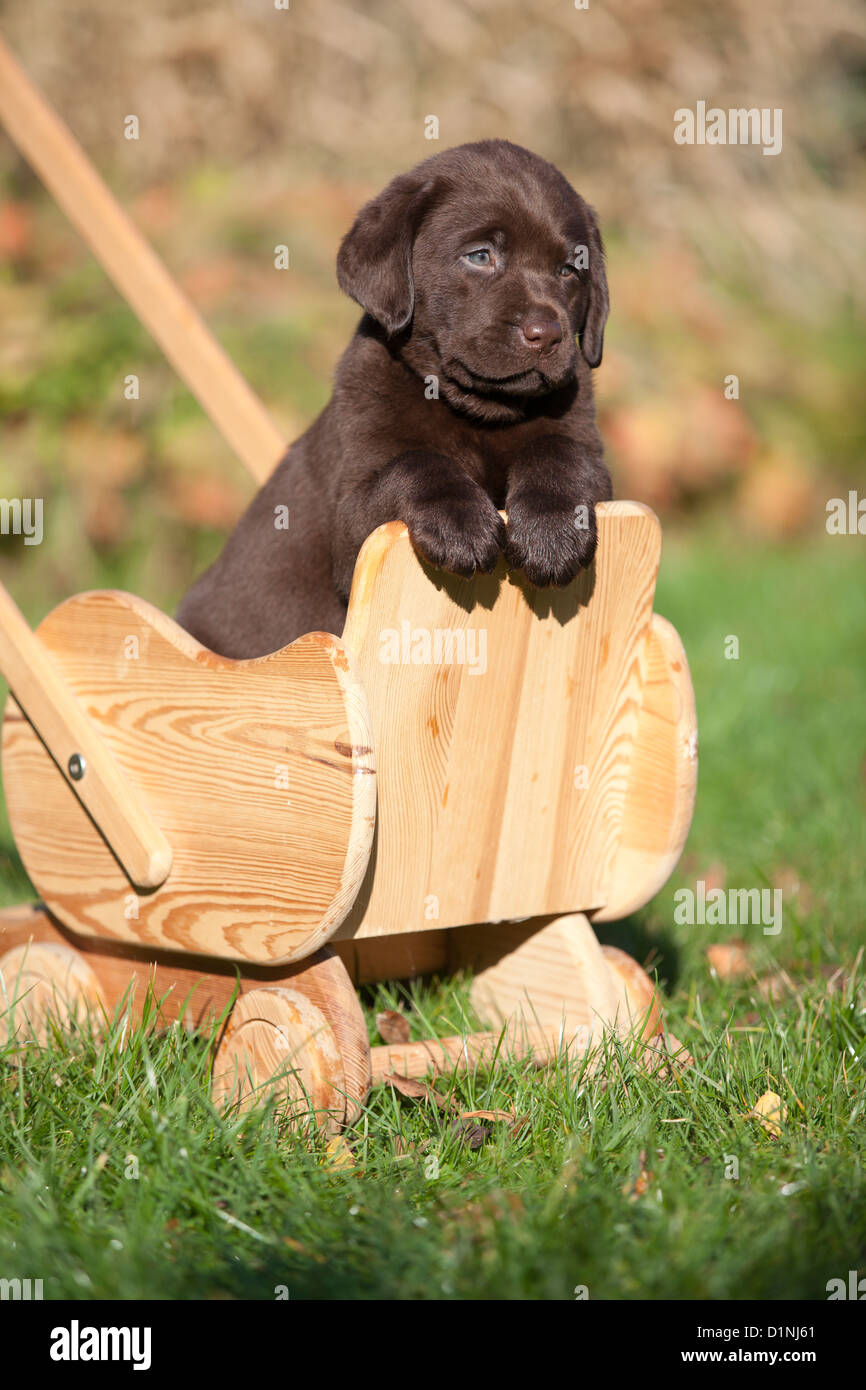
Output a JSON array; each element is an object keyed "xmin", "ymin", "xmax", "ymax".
[
  {"xmin": 0, "ymin": 941, "xmax": 104, "ymax": 1044},
  {"xmin": 211, "ymin": 948, "xmax": 371, "ymax": 1131},
  {"xmin": 600, "ymin": 944, "xmax": 663, "ymax": 1040}
]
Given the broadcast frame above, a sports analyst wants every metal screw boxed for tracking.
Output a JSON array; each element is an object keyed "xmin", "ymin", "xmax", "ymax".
[{"xmin": 67, "ymin": 753, "xmax": 86, "ymax": 780}]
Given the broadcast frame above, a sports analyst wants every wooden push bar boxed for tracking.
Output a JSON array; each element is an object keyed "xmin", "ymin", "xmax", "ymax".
[
  {"xmin": 0, "ymin": 35, "xmax": 285, "ymax": 485},
  {"xmin": 0, "ymin": 583, "xmax": 172, "ymax": 889}
]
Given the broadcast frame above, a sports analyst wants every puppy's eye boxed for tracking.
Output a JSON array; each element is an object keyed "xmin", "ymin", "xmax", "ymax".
[
  {"xmin": 559, "ymin": 263, "xmax": 578, "ymax": 278},
  {"xmin": 464, "ymin": 248, "xmax": 493, "ymax": 267}
]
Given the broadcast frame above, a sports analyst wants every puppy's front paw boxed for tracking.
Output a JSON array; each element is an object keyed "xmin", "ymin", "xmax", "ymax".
[
  {"xmin": 408, "ymin": 492, "xmax": 506, "ymax": 578},
  {"xmin": 506, "ymin": 500, "xmax": 598, "ymax": 588}
]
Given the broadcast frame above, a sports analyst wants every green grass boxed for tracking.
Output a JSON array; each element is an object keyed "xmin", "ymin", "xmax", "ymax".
[{"xmin": 1, "ymin": 525, "xmax": 865, "ymax": 1300}]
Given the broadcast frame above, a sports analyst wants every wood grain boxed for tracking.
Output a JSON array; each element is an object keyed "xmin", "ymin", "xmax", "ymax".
[
  {"xmin": 591, "ymin": 613, "xmax": 698, "ymax": 921},
  {"xmin": 455, "ymin": 913, "xmax": 663, "ymax": 1046},
  {"xmin": 1, "ymin": 594, "xmax": 376, "ymax": 965},
  {"xmin": 211, "ymin": 986, "xmax": 346, "ymax": 1128},
  {"xmin": 337, "ymin": 501, "xmax": 662, "ymax": 940},
  {"xmin": 456, "ymin": 912, "xmax": 621, "ymax": 1044},
  {"xmin": 0, "ymin": 903, "xmax": 371, "ymax": 1123},
  {"xmin": 0, "ymin": 939, "xmax": 104, "ymax": 1044},
  {"xmin": 0, "ymin": 581, "xmax": 172, "ymax": 889},
  {"xmin": 369, "ymin": 1026, "xmax": 559, "ymax": 1085}
]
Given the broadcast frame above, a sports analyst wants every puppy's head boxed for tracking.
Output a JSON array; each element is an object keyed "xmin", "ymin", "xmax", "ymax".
[{"xmin": 337, "ymin": 140, "xmax": 608, "ymax": 420}]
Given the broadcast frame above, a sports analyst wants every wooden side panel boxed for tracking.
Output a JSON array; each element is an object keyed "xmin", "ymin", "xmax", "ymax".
[
  {"xmin": 1, "ymin": 595, "xmax": 375, "ymax": 965},
  {"xmin": 337, "ymin": 501, "xmax": 661, "ymax": 940},
  {"xmin": 591, "ymin": 613, "xmax": 698, "ymax": 921}
]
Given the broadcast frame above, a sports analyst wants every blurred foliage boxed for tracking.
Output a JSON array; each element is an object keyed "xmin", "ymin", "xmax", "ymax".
[{"xmin": 0, "ymin": 0, "xmax": 864, "ymax": 621}]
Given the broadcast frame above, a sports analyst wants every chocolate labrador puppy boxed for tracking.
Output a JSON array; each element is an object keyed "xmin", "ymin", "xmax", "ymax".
[{"xmin": 176, "ymin": 139, "xmax": 610, "ymax": 657}]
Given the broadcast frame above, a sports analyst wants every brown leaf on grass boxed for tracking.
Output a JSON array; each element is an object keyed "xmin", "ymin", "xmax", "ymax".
[
  {"xmin": 383, "ymin": 1072, "xmax": 454, "ymax": 1111},
  {"xmin": 639, "ymin": 1032, "xmax": 694, "ymax": 1080},
  {"xmin": 756, "ymin": 971, "xmax": 793, "ymax": 1003},
  {"xmin": 376, "ymin": 1009, "xmax": 410, "ymax": 1045},
  {"xmin": 459, "ymin": 1109, "xmax": 514, "ymax": 1123},
  {"xmin": 746, "ymin": 1090, "xmax": 786, "ymax": 1138},
  {"xmin": 383, "ymin": 1071, "xmax": 427, "ymax": 1099},
  {"xmin": 818, "ymin": 964, "xmax": 849, "ymax": 995},
  {"xmin": 707, "ymin": 940, "xmax": 752, "ymax": 980},
  {"xmin": 449, "ymin": 1119, "xmax": 491, "ymax": 1150}
]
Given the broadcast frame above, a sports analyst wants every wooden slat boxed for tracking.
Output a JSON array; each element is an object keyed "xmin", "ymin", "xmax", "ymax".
[
  {"xmin": 336, "ymin": 501, "xmax": 662, "ymax": 940},
  {"xmin": 0, "ymin": 582, "xmax": 172, "ymax": 889},
  {"xmin": 0, "ymin": 36, "xmax": 284, "ymax": 484},
  {"xmin": 1, "ymin": 595, "xmax": 376, "ymax": 965}
]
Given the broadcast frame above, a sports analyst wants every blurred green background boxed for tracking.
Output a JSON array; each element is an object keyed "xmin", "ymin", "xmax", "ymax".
[{"xmin": 0, "ymin": 0, "xmax": 864, "ymax": 619}]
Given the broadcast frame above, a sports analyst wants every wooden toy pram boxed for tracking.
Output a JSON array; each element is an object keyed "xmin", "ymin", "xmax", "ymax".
[{"xmin": 0, "ymin": 38, "xmax": 697, "ymax": 1130}]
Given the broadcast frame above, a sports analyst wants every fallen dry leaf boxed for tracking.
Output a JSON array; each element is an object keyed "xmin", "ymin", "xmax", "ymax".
[
  {"xmin": 449, "ymin": 1118, "xmax": 491, "ymax": 1150},
  {"xmin": 707, "ymin": 940, "xmax": 752, "ymax": 980},
  {"xmin": 459, "ymin": 1109, "xmax": 514, "ymax": 1123},
  {"xmin": 383, "ymin": 1073, "xmax": 454, "ymax": 1111},
  {"xmin": 324, "ymin": 1135, "xmax": 356, "ymax": 1169},
  {"xmin": 376, "ymin": 1010, "xmax": 411, "ymax": 1045},
  {"xmin": 756, "ymin": 971, "xmax": 793, "ymax": 1003},
  {"xmin": 639, "ymin": 1032, "xmax": 694, "ymax": 1079},
  {"xmin": 747, "ymin": 1090, "xmax": 787, "ymax": 1138}
]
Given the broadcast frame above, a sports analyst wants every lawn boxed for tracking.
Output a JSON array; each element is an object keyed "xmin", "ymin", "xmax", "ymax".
[{"xmin": 1, "ymin": 522, "xmax": 864, "ymax": 1301}]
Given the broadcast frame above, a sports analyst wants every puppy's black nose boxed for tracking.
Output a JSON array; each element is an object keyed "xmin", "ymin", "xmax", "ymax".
[{"xmin": 520, "ymin": 317, "xmax": 563, "ymax": 351}]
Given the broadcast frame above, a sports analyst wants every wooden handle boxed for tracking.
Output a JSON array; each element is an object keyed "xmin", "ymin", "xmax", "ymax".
[
  {"xmin": 0, "ymin": 584, "xmax": 172, "ymax": 889},
  {"xmin": 369, "ymin": 1026, "xmax": 566, "ymax": 1085},
  {"xmin": 0, "ymin": 36, "xmax": 284, "ymax": 485}
]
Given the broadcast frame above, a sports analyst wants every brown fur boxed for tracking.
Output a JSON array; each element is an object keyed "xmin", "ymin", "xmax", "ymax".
[{"xmin": 177, "ymin": 140, "xmax": 611, "ymax": 657}]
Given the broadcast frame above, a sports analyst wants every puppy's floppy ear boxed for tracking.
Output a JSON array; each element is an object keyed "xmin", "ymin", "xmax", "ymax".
[
  {"xmin": 337, "ymin": 173, "xmax": 437, "ymax": 335},
  {"xmin": 579, "ymin": 203, "xmax": 609, "ymax": 368}
]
